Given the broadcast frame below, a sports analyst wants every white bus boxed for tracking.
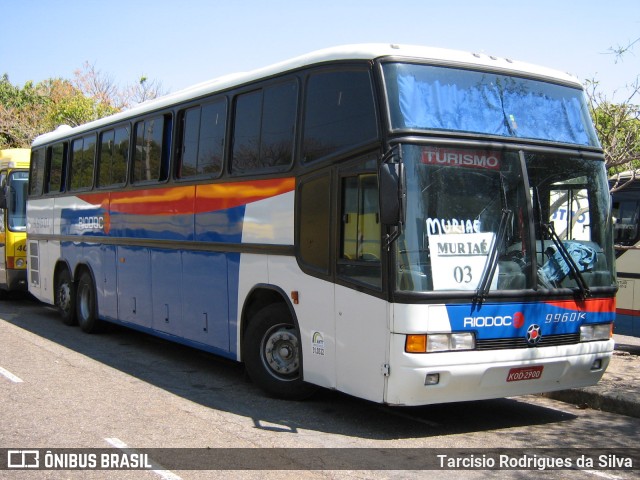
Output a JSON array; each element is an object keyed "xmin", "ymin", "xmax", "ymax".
[
  {"xmin": 611, "ymin": 172, "xmax": 640, "ymax": 336},
  {"xmin": 27, "ymin": 44, "xmax": 616, "ymax": 405}
]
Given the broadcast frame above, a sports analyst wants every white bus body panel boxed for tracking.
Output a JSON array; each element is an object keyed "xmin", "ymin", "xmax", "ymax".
[
  {"xmin": 27, "ymin": 197, "xmax": 57, "ymax": 304},
  {"xmin": 616, "ymin": 248, "xmax": 640, "ymax": 311}
]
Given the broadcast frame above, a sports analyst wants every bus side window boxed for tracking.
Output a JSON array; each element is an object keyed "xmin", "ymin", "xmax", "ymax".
[
  {"xmin": 0, "ymin": 171, "xmax": 5, "ymax": 232},
  {"xmin": 46, "ymin": 142, "xmax": 67, "ymax": 193},
  {"xmin": 29, "ymin": 148, "xmax": 46, "ymax": 196},
  {"xmin": 98, "ymin": 126, "xmax": 129, "ymax": 188},
  {"xmin": 176, "ymin": 99, "xmax": 226, "ymax": 179},
  {"xmin": 297, "ymin": 171, "xmax": 332, "ymax": 276},
  {"xmin": 338, "ymin": 172, "xmax": 381, "ymax": 288},
  {"xmin": 613, "ymin": 200, "xmax": 640, "ymax": 245},
  {"xmin": 302, "ymin": 69, "xmax": 378, "ymax": 163},
  {"xmin": 231, "ymin": 80, "xmax": 297, "ymax": 175},
  {"xmin": 70, "ymin": 134, "xmax": 96, "ymax": 191},
  {"xmin": 132, "ymin": 114, "xmax": 171, "ymax": 184},
  {"xmin": 198, "ymin": 100, "xmax": 226, "ymax": 176},
  {"xmin": 180, "ymin": 106, "xmax": 201, "ymax": 178},
  {"xmin": 0, "ymin": 171, "xmax": 6, "ymax": 217}
]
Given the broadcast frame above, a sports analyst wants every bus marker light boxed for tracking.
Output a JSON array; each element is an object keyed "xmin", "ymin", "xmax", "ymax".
[
  {"xmin": 425, "ymin": 373, "xmax": 440, "ymax": 385},
  {"xmin": 580, "ymin": 323, "xmax": 613, "ymax": 342},
  {"xmin": 450, "ymin": 333, "xmax": 475, "ymax": 350},
  {"xmin": 427, "ymin": 334, "xmax": 450, "ymax": 352},
  {"xmin": 406, "ymin": 334, "xmax": 427, "ymax": 353},
  {"xmin": 424, "ymin": 332, "xmax": 475, "ymax": 353}
]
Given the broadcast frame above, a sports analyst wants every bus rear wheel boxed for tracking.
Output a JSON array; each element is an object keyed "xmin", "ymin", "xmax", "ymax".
[
  {"xmin": 55, "ymin": 269, "xmax": 76, "ymax": 326},
  {"xmin": 76, "ymin": 271, "xmax": 101, "ymax": 333},
  {"xmin": 243, "ymin": 304, "xmax": 316, "ymax": 400}
]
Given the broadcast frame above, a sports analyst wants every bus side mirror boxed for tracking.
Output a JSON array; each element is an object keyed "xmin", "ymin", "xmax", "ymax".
[{"xmin": 379, "ymin": 163, "xmax": 402, "ymax": 226}]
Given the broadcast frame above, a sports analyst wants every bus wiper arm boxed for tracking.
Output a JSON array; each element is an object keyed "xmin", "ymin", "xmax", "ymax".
[
  {"xmin": 475, "ymin": 208, "xmax": 513, "ymax": 303},
  {"xmin": 543, "ymin": 222, "xmax": 591, "ymax": 300}
]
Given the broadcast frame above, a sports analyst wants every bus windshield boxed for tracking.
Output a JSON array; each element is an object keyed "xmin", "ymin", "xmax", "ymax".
[
  {"xmin": 8, "ymin": 171, "xmax": 28, "ymax": 231},
  {"xmin": 383, "ymin": 63, "xmax": 600, "ymax": 147},
  {"xmin": 396, "ymin": 145, "xmax": 615, "ymax": 293}
]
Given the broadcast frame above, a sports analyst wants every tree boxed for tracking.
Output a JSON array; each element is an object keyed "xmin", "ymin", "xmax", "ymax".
[
  {"xmin": 72, "ymin": 62, "xmax": 166, "ymax": 110},
  {"xmin": 0, "ymin": 64, "xmax": 166, "ymax": 149},
  {"xmin": 42, "ymin": 77, "xmax": 119, "ymax": 128},
  {"xmin": 72, "ymin": 61, "xmax": 120, "ymax": 108},
  {"xmin": 0, "ymin": 75, "xmax": 49, "ymax": 148},
  {"xmin": 585, "ymin": 35, "xmax": 640, "ymax": 192},
  {"xmin": 586, "ymin": 77, "xmax": 640, "ymax": 192},
  {"xmin": 121, "ymin": 75, "xmax": 166, "ymax": 108}
]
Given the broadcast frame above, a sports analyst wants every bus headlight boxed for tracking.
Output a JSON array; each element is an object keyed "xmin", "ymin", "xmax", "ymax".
[
  {"xmin": 406, "ymin": 333, "xmax": 475, "ymax": 353},
  {"xmin": 580, "ymin": 323, "xmax": 613, "ymax": 342},
  {"xmin": 15, "ymin": 258, "xmax": 26, "ymax": 268}
]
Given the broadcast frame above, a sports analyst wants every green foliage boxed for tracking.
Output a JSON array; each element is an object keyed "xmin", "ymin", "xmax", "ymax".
[
  {"xmin": 41, "ymin": 78, "xmax": 119, "ymax": 128},
  {"xmin": 586, "ymin": 36, "xmax": 640, "ymax": 189},
  {"xmin": 592, "ymin": 100, "xmax": 640, "ymax": 173},
  {"xmin": 0, "ymin": 75, "xmax": 50, "ymax": 148},
  {"xmin": 585, "ymin": 78, "xmax": 640, "ymax": 182},
  {"xmin": 1, "ymin": 75, "xmax": 118, "ymax": 149},
  {"xmin": 0, "ymin": 64, "xmax": 154, "ymax": 149}
]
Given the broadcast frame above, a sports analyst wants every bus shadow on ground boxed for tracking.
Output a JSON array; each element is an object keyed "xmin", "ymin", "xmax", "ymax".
[{"xmin": 1, "ymin": 294, "xmax": 579, "ymax": 441}]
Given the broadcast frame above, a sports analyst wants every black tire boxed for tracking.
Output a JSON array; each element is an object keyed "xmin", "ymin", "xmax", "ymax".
[
  {"xmin": 243, "ymin": 303, "xmax": 317, "ymax": 400},
  {"xmin": 55, "ymin": 268, "xmax": 76, "ymax": 325},
  {"xmin": 76, "ymin": 271, "xmax": 101, "ymax": 333}
]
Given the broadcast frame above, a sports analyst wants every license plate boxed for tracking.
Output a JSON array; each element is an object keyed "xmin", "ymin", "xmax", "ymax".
[{"xmin": 506, "ymin": 365, "xmax": 544, "ymax": 382}]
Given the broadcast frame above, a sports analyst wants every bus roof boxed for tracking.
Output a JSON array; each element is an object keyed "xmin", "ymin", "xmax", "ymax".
[
  {"xmin": 32, "ymin": 43, "xmax": 584, "ymax": 147},
  {"xmin": 0, "ymin": 148, "xmax": 30, "ymax": 169}
]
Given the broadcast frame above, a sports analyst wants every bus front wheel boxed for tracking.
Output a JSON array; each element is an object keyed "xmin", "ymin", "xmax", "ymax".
[
  {"xmin": 55, "ymin": 269, "xmax": 76, "ymax": 326},
  {"xmin": 243, "ymin": 304, "xmax": 316, "ymax": 400}
]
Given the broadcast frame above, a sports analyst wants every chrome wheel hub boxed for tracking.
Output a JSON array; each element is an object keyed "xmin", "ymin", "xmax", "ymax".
[{"xmin": 262, "ymin": 326, "xmax": 300, "ymax": 378}]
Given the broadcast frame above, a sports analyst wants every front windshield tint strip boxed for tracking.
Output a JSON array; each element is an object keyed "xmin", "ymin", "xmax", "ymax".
[
  {"xmin": 396, "ymin": 145, "xmax": 615, "ymax": 295},
  {"xmin": 383, "ymin": 63, "xmax": 600, "ymax": 147}
]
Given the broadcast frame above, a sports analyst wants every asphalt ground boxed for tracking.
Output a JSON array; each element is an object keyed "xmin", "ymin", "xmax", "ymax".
[{"xmin": 544, "ymin": 333, "xmax": 640, "ymax": 418}]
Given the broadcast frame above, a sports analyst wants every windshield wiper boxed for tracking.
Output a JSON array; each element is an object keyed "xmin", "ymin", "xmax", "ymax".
[
  {"xmin": 542, "ymin": 222, "xmax": 591, "ymax": 300},
  {"xmin": 475, "ymin": 208, "xmax": 513, "ymax": 303}
]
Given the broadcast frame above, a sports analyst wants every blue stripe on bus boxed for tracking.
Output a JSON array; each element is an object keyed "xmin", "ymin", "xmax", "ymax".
[
  {"xmin": 445, "ymin": 300, "xmax": 615, "ymax": 340},
  {"xmin": 60, "ymin": 242, "xmax": 242, "ymax": 357},
  {"xmin": 60, "ymin": 204, "xmax": 247, "ymax": 243}
]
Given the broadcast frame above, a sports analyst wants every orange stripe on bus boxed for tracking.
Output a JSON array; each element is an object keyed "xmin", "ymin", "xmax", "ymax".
[
  {"xmin": 77, "ymin": 178, "xmax": 295, "ymax": 216},
  {"xmin": 544, "ymin": 297, "xmax": 615, "ymax": 313}
]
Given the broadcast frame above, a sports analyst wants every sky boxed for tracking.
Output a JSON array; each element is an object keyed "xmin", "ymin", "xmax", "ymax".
[{"xmin": 2, "ymin": 0, "xmax": 639, "ymax": 103}]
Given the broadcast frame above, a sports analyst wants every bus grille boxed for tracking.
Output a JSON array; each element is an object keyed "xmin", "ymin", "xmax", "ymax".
[{"xmin": 475, "ymin": 333, "xmax": 581, "ymax": 350}]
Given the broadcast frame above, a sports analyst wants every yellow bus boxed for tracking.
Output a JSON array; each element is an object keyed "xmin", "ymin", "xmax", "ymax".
[{"xmin": 0, "ymin": 149, "xmax": 30, "ymax": 294}]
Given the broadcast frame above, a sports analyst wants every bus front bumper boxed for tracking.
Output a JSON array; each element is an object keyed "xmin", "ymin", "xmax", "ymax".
[{"xmin": 385, "ymin": 336, "xmax": 614, "ymax": 406}]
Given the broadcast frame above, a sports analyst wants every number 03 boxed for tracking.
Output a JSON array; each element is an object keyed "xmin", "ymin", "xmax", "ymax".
[{"xmin": 453, "ymin": 266, "xmax": 472, "ymax": 284}]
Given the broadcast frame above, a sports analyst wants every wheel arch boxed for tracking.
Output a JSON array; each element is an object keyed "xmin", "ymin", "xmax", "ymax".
[
  {"xmin": 240, "ymin": 284, "xmax": 300, "ymax": 361},
  {"xmin": 53, "ymin": 258, "xmax": 74, "ymax": 286},
  {"xmin": 73, "ymin": 262, "xmax": 97, "ymax": 288}
]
